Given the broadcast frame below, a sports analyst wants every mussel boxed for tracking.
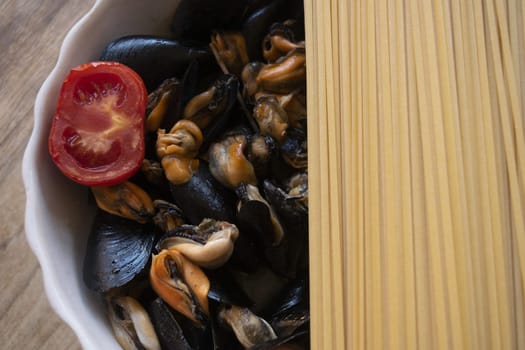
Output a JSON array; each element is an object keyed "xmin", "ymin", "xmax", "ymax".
[
  {"xmin": 280, "ymin": 127, "xmax": 307, "ymax": 169},
  {"xmin": 241, "ymin": 0, "xmax": 294, "ymax": 62},
  {"xmin": 107, "ymin": 296, "xmax": 161, "ymax": 350},
  {"xmin": 183, "ymin": 74, "xmax": 240, "ymax": 150},
  {"xmin": 267, "ymin": 279, "xmax": 309, "ymax": 338},
  {"xmin": 145, "ymin": 78, "xmax": 183, "ymax": 133},
  {"xmin": 152, "ymin": 199, "xmax": 185, "ymax": 233},
  {"xmin": 81, "ymin": 2, "xmax": 310, "ymax": 349},
  {"xmin": 263, "ymin": 176, "xmax": 309, "ymax": 276},
  {"xmin": 147, "ymin": 298, "xmax": 193, "ymax": 350},
  {"xmin": 150, "ymin": 249, "xmax": 210, "ymax": 326},
  {"xmin": 262, "ymin": 22, "xmax": 305, "ymax": 63},
  {"xmin": 156, "ymin": 218, "xmax": 239, "ymax": 269},
  {"xmin": 236, "ymin": 183, "xmax": 285, "ymax": 247},
  {"xmin": 218, "ymin": 304, "xmax": 277, "ymax": 348},
  {"xmin": 83, "ymin": 210, "xmax": 155, "ymax": 293},
  {"xmin": 210, "ymin": 32, "xmax": 250, "ymax": 77},
  {"xmin": 156, "ymin": 120, "xmax": 203, "ymax": 185},
  {"xmin": 90, "ymin": 181, "xmax": 154, "ymax": 224},
  {"xmin": 208, "ymin": 132, "xmax": 258, "ymax": 189},
  {"xmin": 99, "ymin": 35, "xmax": 213, "ymax": 92},
  {"xmin": 253, "ymin": 95, "xmax": 289, "ymax": 144},
  {"xmin": 169, "ymin": 161, "xmax": 238, "ymax": 225},
  {"xmin": 256, "ymin": 48, "xmax": 306, "ymax": 95}
]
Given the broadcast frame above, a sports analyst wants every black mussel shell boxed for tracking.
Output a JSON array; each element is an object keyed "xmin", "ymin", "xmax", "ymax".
[
  {"xmin": 263, "ymin": 180, "xmax": 309, "ymax": 276},
  {"xmin": 99, "ymin": 35, "xmax": 213, "ymax": 92},
  {"xmin": 267, "ymin": 279, "xmax": 308, "ymax": 317},
  {"xmin": 236, "ymin": 195, "xmax": 280, "ymax": 248},
  {"xmin": 246, "ymin": 135, "xmax": 278, "ymax": 181},
  {"xmin": 285, "ymin": 0, "xmax": 305, "ymax": 39},
  {"xmin": 271, "ymin": 308, "xmax": 309, "ymax": 339},
  {"xmin": 187, "ymin": 74, "xmax": 240, "ymax": 151},
  {"xmin": 280, "ymin": 127, "xmax": 307, "ymax": 169},
  {"xmin": 262, "ymin": 180, "xmax": 307, "ymax": 238},
  {"xmin": 266, "ymin": 279, "xmax": 309, "ymax": 338},
  {"xmin": 207, "ymin": 268, "xmax": 254, "ymax": 307},
  {"xmin": 170, "ymin": 161, "xmax": 237, "ymax": 225},
  {"xmin": 236, "ymin": 183, "xmax": 302, "ymax": 277},
  {"xmin": 282, "ymin": 18, "xmax": 305, "ymax": 42},
  {"xmin": 147, "ymin": 298, "xmax": 192, "ymax": 350},
  {"xmin": 171, "ymin": 308, "xmax": 214, "ymax": 350},
  {"xmin": 130, "ymin": 159, "xmax": 171, "ymax": 203},
  {"xmin": 171, "ymin": 0, "xmax": 248, "ymax": 44},
  {"xmin": 83, "ymin": 210, "xmax": 155, "ymax": 293},
  {"xmin": 262, "ymin": 21, "xmax": 305, "ymax": 63},
  {"xmin": 269, "ymin": 155, "xmax": 298, "ymax": 186},
  {"xmin": 228, "ymin": 231, "xmax": 261, "ymax": 273},
  {"xmin": 146, "ymin": 77, "xmax": 182, "ymax": 131},
  {"xmin": 211, "ymin": 310, "xmax": 246, "ymax": 350},
  {"xmin": 243, "ymin": 0, "xmax": 274, "ymax": 16},
  {"xmin": 148, "ymin": 297, "xmax": 215, "ymax": 350},
  {"xmin": 143, "ymin": 77, "xmax": 184, "ymax": 162},
  {"xmin": 231, "ymin": 264, "xmax": 289, "ymax": 314},
  {"xmin": 160, "ymin": 60, "xmax": 203, "ymax": 132},
  {"xmin": 242, "ymin": 0, "xmax": 303, "ymax": 62}
]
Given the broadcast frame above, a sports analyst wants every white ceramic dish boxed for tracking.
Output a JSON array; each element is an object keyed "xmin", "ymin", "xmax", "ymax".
[{"xmin": 22, "ymin": 0, "xmax": 178, "ymax": 348}]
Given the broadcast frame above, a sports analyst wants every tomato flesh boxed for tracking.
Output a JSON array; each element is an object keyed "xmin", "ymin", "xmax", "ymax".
[{"xmin": 49, "ymin": 62, "xmax": 147, "ymax": 186}]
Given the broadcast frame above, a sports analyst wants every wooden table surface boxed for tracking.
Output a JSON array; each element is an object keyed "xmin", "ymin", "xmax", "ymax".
[{"xmin": 0, "ymin": 0, "xmax": 94, "ymax": 348}]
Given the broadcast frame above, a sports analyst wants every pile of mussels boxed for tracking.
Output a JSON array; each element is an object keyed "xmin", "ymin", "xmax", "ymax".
[{"xmin": 83, "ymin": 0, "xmax": 308, "ymax": 349}]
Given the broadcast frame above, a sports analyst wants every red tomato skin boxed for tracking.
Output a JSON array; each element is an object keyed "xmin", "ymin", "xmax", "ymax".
[{"xmin": 48, "ymin": 62, "xmax": 147, "ymax": 186}]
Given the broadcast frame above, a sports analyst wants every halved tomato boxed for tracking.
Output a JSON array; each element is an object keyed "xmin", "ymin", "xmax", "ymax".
[{"xmin": 48, "ymin": 62, "xmax": 147, "ymax": 186}]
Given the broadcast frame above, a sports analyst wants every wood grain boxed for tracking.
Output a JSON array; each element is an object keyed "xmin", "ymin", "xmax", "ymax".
[{"xmin": 0, "ymin": 0, "xmax": 94, "ymax": 348}]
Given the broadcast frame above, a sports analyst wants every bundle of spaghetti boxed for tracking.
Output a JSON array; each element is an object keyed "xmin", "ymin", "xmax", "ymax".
[{"xmin": 304, "ymin": 0, "xmax": 525, "ymax": 348}]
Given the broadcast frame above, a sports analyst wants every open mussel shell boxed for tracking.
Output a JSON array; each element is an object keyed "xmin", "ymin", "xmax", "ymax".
[
  {"xmin": 155, "ymin": 219, "xmax": 239, "ymax": 269},
  {"xmin": 231, "ymin": 263, "xmax": 289, "ymax": 314},
  {"xmin": 170, "ymin": 161, "xmax": 237, "ymax": 225},
  {"xmin": 210, "ymin": 31, "xmax": 250, "ymax": 77},
  {"xmin": 152, "ymin": 199, "xmax": 185, "ymax": 233},
  {"xmin": 90, "ymin": 181, "xmax": 155, "ymax": 224},
  {"xmin": 270, "ymin": 308, "xmax": 309, "ymax": 340},
  {"xmin": 156, "ymin": 120, "xmax": 203, "ymax": 185},
  {"xmin": 253, "ymin": 95, "xmax": 289, "ymax": 144},
  {"xmin": 184, "ymin": 74, "xmax": 240, "ymax": 151},
  {"xmin": 227, "ymin": 229, "xmax": 261, "ymax": 273},
  {"xmin": 218, "ymin": 304, "xmax": 278, "ymax": 348},
  {"xmin": 256, "ymin": 48, "xmax": 306, "ymax": 95},
  {"xmin": 208, "ymin": 131, "xmax": 260, "ymax": 190},
  {"xmin": 148, "ymin": 297, "xmax": 215, "ymax": 350},
  {"xmin": 266, "ymin": 279, "xmax": 308, "ymax": 317},
  {"xmin": 236, "ymin": 183, "xmax": 285, "ymax": 248},
  {"xmin": 145, "ymin": 78, "xmax": 183, "ymax": 134},
  {"xmin": 262, "ymin": 179, "xmax": 307, "ymax": 238},
  {"xmin": 150, "ymin": 249, "xmax": 210, "ymax": 326},
  {"xmin": 262, "ymin": 179, "xmax": 309, "ymax": 276},
  {"xmin": 265, "ymin": 279, "xmax": 309, "ymax": 338},
  {"xmin": 99, "ymin": 35, "xmax": 213, "ymax": 91},
  {"xmin": 245, "ymin": 134, "xmax": 278, "ymax": 181},
  {"xmin": 207, "ymin": 268, "xmax": 254, "ymax": 307},
  {"xmin": 242, "ymin": 0, "xmax": 296, "ymax": 62},
  {"xmin": 147, "ymin": 298, "xmax": 192, "ymax": 350},
  {"xmin": 83, "ymin": 210, "xmax": 155, "ymax": 293},
  {"xmin": 280, "ymin": 127, "xmax": 307, "ymax": 169},
  {"xmin": 107, "ymin": 296, "xmax": 161, "ymax": 350},
  {"xmin": 262, "ymin": 22, "xmax": 304, "ymax": 63},
  {"xmin": 235, "ymin": 182, "xmax": 304, "ymax": 277}
]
